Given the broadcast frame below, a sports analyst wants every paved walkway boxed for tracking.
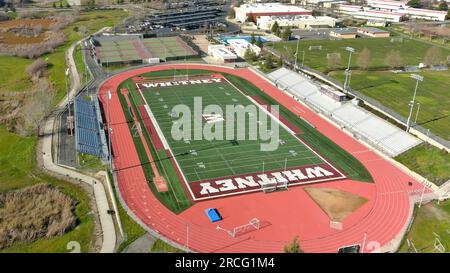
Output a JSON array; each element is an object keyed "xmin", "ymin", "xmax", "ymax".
[
  {"xmin": 38, "ymin": 29, "xmax": 118, "ymax": 252},
  {"xmin": 122, "ymin": 233, "xmax": 157, "ymax": 253}
]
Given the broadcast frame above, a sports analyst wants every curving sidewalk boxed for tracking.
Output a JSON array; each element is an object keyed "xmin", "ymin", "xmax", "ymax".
[
  {"xmin": 38, "ymin": 33, "xmax": 117, "ymax": 253},
  {"xmin": 99, "ymin": 63, "xmax": 433, "ymax": 253}
]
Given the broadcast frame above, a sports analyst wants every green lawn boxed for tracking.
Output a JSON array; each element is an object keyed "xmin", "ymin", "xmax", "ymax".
[
  {"xmin": 0, "ymin": 56, "xmax": 33, "ymax": 93},
  {"xmin": 0, "ymin": 126, "xmax": 95, "ymax": 252},
  {"xmin": 329, "ymin": 70, "xmax": 450, "ymax": 141},
  {"xmin": 150, "ymin": 239, "xmax": 184, "ymax": 253},
  {"xmin": 0, "ymin": 9, "xmax": 129, "ymax": 103},
  {"xmin": 399, "ymin": 200, "xmax": 450, "ymax": 253},
  {"xmin": 396, "ymin": 144, "xmax": 450, "ymax": 186},
  {"xmin": 270, "ymin": 38, "xmax": 450, "ymax": 72}
]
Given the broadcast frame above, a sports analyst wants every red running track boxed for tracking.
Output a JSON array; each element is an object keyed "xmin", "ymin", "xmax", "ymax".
[{"xmin": 99, "ymin": 64, "xmax": 427, "ymax": 253}]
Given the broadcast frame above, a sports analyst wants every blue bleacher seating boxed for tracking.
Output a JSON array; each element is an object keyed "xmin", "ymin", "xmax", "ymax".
[{"xmin": 75, "ymin": 97, "xmax": 104, "ymax": 157}]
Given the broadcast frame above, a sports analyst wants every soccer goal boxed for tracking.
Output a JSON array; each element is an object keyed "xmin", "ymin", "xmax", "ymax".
[
  {"xmin": 173, "ymin": 74, "xmax": 190, "ymax": 81},
  {"xmin": 216, "ymin": 218, "xmax": 261, "ymax": 238},
  {"xmin": 309, "ymin": 45, "xmax": 322, "ymax": 51}
]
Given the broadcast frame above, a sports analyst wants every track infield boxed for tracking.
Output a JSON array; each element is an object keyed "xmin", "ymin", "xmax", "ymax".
[
  {"xmin": 133, "ymin": 73, "xmax": 345, "ymax": 200},
  {"xmin": 99, "ymin": 64, "xmax": 429, "ymax": 253}
]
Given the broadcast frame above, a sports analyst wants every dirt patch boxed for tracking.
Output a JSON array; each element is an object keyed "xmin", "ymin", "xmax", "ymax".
[
  {"xmin": 304, "ymin": 187, "xmax": 367, "ymax": 222},
  {"xmin": 0, "ymin": 17, "xmax": 70, "ymax": 58},
  {"xmin": 0, "ymin": 183, "xmax": 77, "ymax": 250},
  {"xmin": 0, "ymin": 18, "xmax": 56, "ymax": 30}
]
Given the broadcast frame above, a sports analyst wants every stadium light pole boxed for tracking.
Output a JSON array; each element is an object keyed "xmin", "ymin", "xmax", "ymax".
[
  {"xmin": 107, "ymin": 90, "xmax": 112, "ymax": 171},
  {"xmin": 294, "ymin": 37, "xmax": 300, "ymax": 69},
  {"xmin": 406, "ymin": 74, "xmax": 424, "ymax": 132},
  {"xmin": 343, "ymin": 47, "xmax": 355, "ymax": 92},
  {"xmin": 65, "ymin": 68, "xmax": 71, "ymax": 118},
  {"xmin": 414, "ymin": 102, "xmax": 421, "ymax": 123}
]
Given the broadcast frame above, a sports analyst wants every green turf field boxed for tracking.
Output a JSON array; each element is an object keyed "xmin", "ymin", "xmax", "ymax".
[
  {"xmin": 138, "ymin": 76, "xmax": 326, "ymax": 182},
  {"xmin": 269, "ymin": 38, "xmax": 450, "ymax": 72}
]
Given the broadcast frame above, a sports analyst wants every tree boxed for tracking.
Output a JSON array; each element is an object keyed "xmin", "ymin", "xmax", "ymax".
[
  {"xmin": 264, "ymin": 53, "xmax": 274, "ymax": 70},
  {"xmin": 384, "ymin": 50, "xmax": 403, "ymax": 68},
  {"xmin": 275, "ymin": 28, "xmax": 281, "ymax": 37},
  {"xmin": 423, "ymin": 46, "xmax": 444, "ymax": 66},
  {"xmin": 59, "ymin": 1, "xmax": 63, "ymax": 8},
  {"xmin": 407, "ymin": 0, "xmax": 422, "ymax": 8},
  {"xmin": 438, "ymin": 1, "xmax": 448, "ymax": 11},
  {"xmin": 284, "ymin": 236, "xmax": 303, "ymax": 253},
  {"xmin": 256, "ymin": 38, "xmax": 263, "ymax": 49},
  {"xmin": 228, "ymin": 7, "xmax": 236, "ymax": 19},
  {"xmin": 357, "ymin": 47, "xmax": 371, "ymax": 70},
  {"xmin": 250, "ymin": 32, "xmax": 256, "ymax": 44},
  {"xmin": 244, "ymin": 47, "xmax": 256, "ymax": 62},
  {"xmin": 246, "ymin": 13, "xmax": 254, "ymax": 23},
  {"xmin": 281, "ymin": 26, "xmax": 292, "ymax": 41},
  {"xmin": 327, "ymin": 53, "xmax": 342, "ymax": 70},
  {"xmin": 271, "ymin": 21, "xmax": 279, "ymax": 34},
  {"xmin": 52, "ymin": 1, "xmax": 56, "ymax": 8},
  {"xmin": 26, "ymin": 58, "xmax": 48, "ymax": 80}
]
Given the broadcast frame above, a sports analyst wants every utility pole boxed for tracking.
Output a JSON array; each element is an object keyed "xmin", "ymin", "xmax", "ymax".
[{"xmin": 406, "ymin": 74, "xmax": 424, "ymax": 132}]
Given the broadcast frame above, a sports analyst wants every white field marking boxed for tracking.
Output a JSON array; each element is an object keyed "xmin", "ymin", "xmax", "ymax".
[
  {"xmin": 178, "ymin": 148, "xmax": 318, "ymax": 168},
  {"xmin": 138, "ymin": 82, "xmax": 197, "ymax": 200},
  {"xmin": 221, "ymin": 76, "xmax": 347, "ymax": 181},
  {"xmin": 192, "ymin": 171, "xmax": 346, "ymax": 201}
]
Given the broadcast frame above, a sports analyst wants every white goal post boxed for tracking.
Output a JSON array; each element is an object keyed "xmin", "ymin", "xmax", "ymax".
[{"xmin": 217, "ymin": 218, "xmax": 261, "ymax": 238}]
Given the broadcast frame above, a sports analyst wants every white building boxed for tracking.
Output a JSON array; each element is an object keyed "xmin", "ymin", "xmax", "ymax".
[
  {"xmin": 337, "ymin": 4, "xmax": 404, "ymax": 22},
  {"xmin": 399, "ymin": 8, "xmax": 447, "ymax": 21},
  {"xmin": 367, "ymin": 0, "xmax": 407, "ymax": 10},
  {"xmin": 234, "ymin": 3, "xmax": 312, "ymax": 23},
  {"xmin": 208, "ymin": 45, "xmax": 238, "ymax": 63},
  {"xmin": 227, "ymin": 39, "xmax": 261, "ymax": 58},
  {"xmin": 365, "ymin": 0, "xmax": 447, "ymax": 21},
  {"xmin": 257, "ymin": 15, "xmax": 336, "ymax": 30}
]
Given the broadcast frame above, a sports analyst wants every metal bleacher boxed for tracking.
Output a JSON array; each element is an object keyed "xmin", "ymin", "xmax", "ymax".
[
  {"xmin": 74, "ymin": 96, "xmax": 108, "ymax": 158},
  {"xmin": 267, "ymin": 68, "xmax": 422, "ymax": 157}
]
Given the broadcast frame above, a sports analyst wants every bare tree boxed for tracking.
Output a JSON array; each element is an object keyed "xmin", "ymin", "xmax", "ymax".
[
  {"xmin": 384, "ymin": 50, "xmax": 403, "ymax": 68},
  {"xmin": 16, "ymin": 78, "xmax": 54, "ymax": 135},
  {"xmin": 26, "ymin": 58, "xmax": 47, "ymax": 80},
  {"xmin": 357, "ymin": 47, "xmax": 371, "ymax": 70},
  {"xmin": 423, "ymin": 46, "xmax": 444, "ymax": 66}
]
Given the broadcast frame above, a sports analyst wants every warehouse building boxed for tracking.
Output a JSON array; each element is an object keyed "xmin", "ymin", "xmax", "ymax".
[
  {"xmin": 337, "ymin": 4, "xmax": 404, "ymax": 22},
  {"xmin": 207, "ymin": 45, "xmax": 238, "ymax": 63},
  {"xmin": 330, "ymin": 28, "xmax": 358, "ymax": 39},
  {"xmin": 357, "ymin": 27, "xmax": 390, "ymax": 37},
  {"xmin": 234, "ymin": 3, "xmax": 312, "ymax": 23},
  {"xmin": 256, "ymin": 15, "xmax": 336, "ymax": 30},
  {"xmin": 227, "ymin": 39, "xmax": 261, "ymax": 58}
]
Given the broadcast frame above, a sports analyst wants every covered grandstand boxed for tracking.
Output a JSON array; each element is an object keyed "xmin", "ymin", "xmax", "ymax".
[
  {"xmin": 268, "ymin": 68, "xmax": 422, "ymax": 157},
  {"xmin": 74, "ymin": 96, "xmax": 108, "ymax": 159},
  {"xmin": 91, "ymin": 34, "xmax": 198, "ymax": 66}
]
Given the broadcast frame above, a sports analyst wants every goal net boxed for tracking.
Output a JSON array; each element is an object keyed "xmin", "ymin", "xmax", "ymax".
[{"xmin": 217, "ymin": 218, "xmax": 261, "ymax": 238}]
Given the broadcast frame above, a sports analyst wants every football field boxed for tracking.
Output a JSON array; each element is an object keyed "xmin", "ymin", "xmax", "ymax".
[{"xmin": 134, "ymin": 74, "xmax": 345, "ymax": 200}]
